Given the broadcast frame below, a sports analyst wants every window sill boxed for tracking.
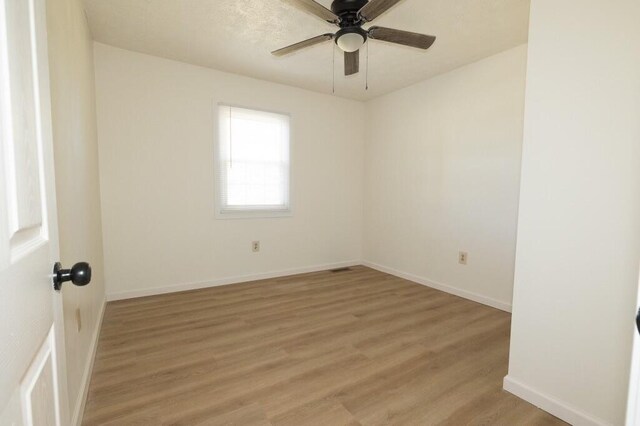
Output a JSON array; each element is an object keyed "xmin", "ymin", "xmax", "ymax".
[{"xmin": 215, "ymin": 209, "xmax": 292, "ymax": 220}]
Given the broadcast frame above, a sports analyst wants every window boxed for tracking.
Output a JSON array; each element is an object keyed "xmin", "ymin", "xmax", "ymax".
[{"xmin": 216, "ymin": 105, "xmax": 290, "ymax": 218}]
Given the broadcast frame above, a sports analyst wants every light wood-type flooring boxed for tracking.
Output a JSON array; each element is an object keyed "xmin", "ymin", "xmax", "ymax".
[{"xmin": 82, "ymin": 266, "xmax": 565, "ymax": 425}]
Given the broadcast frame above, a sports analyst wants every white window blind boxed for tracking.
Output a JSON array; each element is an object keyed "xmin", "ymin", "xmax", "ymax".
[{"xmin": 217, "ymin": 105, "xmax": 290, "ymax": 217}]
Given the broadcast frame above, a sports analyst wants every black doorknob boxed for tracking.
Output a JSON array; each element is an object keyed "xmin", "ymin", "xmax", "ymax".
[{"xmin": 53, "ymin": 262, "xmax": 92, "ymax": 291}]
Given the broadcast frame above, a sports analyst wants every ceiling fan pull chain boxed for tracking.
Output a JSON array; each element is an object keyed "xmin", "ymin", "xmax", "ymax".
[
  {"xmin": 366, "ymin": 41, "xmax": 369, "ymax": 91},
  {"xmin": 332, "ymin": 42, "xmax": 336, "ymax": 94}
]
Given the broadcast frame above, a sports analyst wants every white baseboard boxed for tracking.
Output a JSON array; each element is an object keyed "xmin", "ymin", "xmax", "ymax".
[
  {"xmin": 106, "ymin": 260, "xmax": 361, "ymax": 301},
  {"xmin": 503, "ymin": 375, "xmax": 609, "ymax": 426},
  {"xmin": 362, "ymin": 260, "xmax": 512, "ymax": 312},
  {"xmin": 71, "ymin": 297, "xmax": 106, "ymax": 426}
]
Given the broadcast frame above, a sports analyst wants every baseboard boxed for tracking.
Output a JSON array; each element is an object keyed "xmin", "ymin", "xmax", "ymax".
[
  {"xmin": 71, "ymin": 297, "xmax": 106, "ymax": 426},
  {"xmin": 361, "ymin": 260, "xmax": 512, "ymax": 312},
  {"xmin": 503, "ymin": 375, "xmax": 609, "ymax": 426},
  {"xmin": 106, "ymin": 260, "xmax": 361, "ymax": 301}
]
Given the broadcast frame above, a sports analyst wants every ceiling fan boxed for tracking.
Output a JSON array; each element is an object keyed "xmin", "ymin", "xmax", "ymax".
[{"xmin": 272, "ymin": 0, "xmax": 436, "ymax": 76}]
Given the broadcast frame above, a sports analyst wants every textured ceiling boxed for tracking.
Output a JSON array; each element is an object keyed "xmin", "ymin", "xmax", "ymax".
[{"xmin": 83, "ymin": 0, "xmax": 530, "ymax": 101}]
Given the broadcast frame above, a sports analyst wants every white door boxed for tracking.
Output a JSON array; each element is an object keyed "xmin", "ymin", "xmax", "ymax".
[{"xmin": 0, "ymin": 0, "xmax": 68, "ymax": 424}]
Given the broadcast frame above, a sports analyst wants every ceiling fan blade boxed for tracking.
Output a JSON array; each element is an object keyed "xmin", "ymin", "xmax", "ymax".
[
  {"xmin": 283, "ymin": 0, "xmax": 339, "ymax": 23},
  {"xmin": 344, "ymin": 50, "xmax": 359, "ymax": 76},
  {"xmin": 358, "ymin": 0, "xmax": 403, "ymax": 22},
  {"xmin": 368, "ymin": 26, "xmax": 436, "ymax": 49},
  {"xmin": 272, "ymin": 33, "xmax": 334, "ymax": 57}
]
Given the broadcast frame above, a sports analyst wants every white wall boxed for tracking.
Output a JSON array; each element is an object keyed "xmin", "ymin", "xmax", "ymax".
[
  {"xmin": 46, "ymin": 0, "xmax": 106, "ymax": 423},
  {"xmin": 363, "ymin": 45, "xmax": 528, "ymax": 311},
  {"xmin": 505, "ymin": 1, "xmax": 640, "ymax": 425},
  {"xmin": 93, "ymin": 43, "xmax": 365, "ymax": 299}
]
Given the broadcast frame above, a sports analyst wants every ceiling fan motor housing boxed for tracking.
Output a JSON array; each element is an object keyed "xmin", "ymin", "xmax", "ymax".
[{"xmin": 331, "ymin": 0, "xmax": 368, "ymax": 25}]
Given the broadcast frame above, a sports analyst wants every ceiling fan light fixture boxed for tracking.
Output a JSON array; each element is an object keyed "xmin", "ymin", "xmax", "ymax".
[{"xmin": 336, "ymin": 32, "xmax": 365, "ymax": 52}]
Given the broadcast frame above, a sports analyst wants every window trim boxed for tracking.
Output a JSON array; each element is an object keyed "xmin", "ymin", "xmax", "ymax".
[{"xmin": 214, "ymin": 102, "xmax": 293, "ymax": 220}]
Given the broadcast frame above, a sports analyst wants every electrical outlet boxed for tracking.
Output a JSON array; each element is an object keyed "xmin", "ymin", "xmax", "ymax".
[
  {"xmin": 458, "ymin": 251, "xmax": 468, "ymax": 265},
  {"xmin": 75, "ymin": 308, "xmax": 82, "ymax": 332},
  {"xmin": 252, "ymin": 241, "xmax": 260, "ymax": 252}
]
